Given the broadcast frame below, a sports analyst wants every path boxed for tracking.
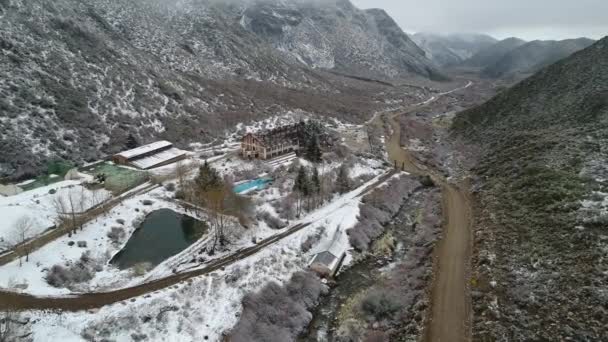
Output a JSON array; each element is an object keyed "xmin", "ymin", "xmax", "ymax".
[
  {"xmin": 0, "ymin": 170, "xmax": 395, "ymax": 312},
  {"xmin": 371, "ymin": 81, "xmax": 473, "ymax": 342}
]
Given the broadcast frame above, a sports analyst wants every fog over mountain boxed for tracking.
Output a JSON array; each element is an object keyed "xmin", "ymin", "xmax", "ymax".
[{"xmin": 352, "ymin": 0, "xmax": 608, "ymax": 40}]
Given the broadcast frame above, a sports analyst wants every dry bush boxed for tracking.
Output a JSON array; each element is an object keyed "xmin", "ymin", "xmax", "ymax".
[
  {"xmin": 107, "ymin": 226, "xmax": 126, "ymax": 244},
  {"xmin": 360, "ymin": 289, "xmax": 402, "ymax": 321},
  {"xmin": 273, "ymin": 195, "xmax": 297, "ymax": 220},
  {"xmin": 300, "ymin": 226, "xmax": 326, "ymax": 253},
  {"xmin": 227, "ymin": 272, "xmax": 327, "ymax": 342},
  {"xmin": 256, "ymin": 211, "xmax": 287, "ymax": 230},
  {"xmin": 46, "ymin": 255, "xmax": 94, "ymax": 288},
  {"xmin": 348, "ymin": 176, "xmax": 421, "ymax": 251}
]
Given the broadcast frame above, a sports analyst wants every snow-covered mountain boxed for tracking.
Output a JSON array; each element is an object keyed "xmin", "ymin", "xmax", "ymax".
[
  {"xmin": 0, "ymin": 0, "xmax": 439, "ymax": 179},
  {"xmin": 242, "ymin": 0, "xmax": 443, "ymax": 80}
]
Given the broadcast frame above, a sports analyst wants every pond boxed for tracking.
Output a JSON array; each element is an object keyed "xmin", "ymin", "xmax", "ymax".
[
  {"xmin": 233, "ymin": 178, "xmax": 272, "ymax": 194},
  {"xmin": 110, "ymin": 209, "xmax": 208, "ymax": 270}
]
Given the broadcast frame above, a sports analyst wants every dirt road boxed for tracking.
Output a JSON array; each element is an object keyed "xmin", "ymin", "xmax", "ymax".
[{"xmin": 374, "ymin": 83, "xmax": 473, "ymax": 342}]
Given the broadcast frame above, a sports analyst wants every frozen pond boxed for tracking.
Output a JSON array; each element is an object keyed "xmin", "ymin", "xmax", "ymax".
[{"xmin": 110, "ymin": 209, "xmax": 207, "ymax": 270}]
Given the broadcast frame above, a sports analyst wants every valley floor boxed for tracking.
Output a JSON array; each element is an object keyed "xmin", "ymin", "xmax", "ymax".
[{"xmin": 0, "ymin": 76, "xmax": 499, "ymax": 342}]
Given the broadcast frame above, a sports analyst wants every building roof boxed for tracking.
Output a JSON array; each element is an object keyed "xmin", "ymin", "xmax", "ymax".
[
  {"xmin": 116, "ymin": 141, "xmax": 173, "ymax": 160},
  {"xmin": 311, "ymin": 251, "xmax": 338, "ymax": 266},
  {"xmin": 243, "ymin": 123, "xmax": 303, "ymax": 148},
  {"xmin": 130, "ymin": 147, "xmax": 187, "ymax": 170}
]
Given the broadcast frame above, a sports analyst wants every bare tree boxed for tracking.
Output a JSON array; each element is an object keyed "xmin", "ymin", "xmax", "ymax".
[
  {"xmin": 12, "ymin": 217, "xmax": 33, "ymax": 267},
  {"xmin": 90, "ymin": 187, "xmax": 109, "ymax": 217},
  {"xmin": 53, "ymin": 188, "xmax": 80, "ymax": 237},
  {"xmin": 198, "ymin": 184, "xmax": 230, "ymax": 254},
  {"xmin": 174, "ymin": 160, "xmax": 189, "ymax": 188}
]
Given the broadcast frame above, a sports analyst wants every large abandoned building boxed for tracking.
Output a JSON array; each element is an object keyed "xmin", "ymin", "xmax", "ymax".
[
  {"xmin": 240, "ymin": 123, "xmax": 305, "ymax": 160},
  {"xmin": 112, "ymin": 141, "xmax": 187, "ymax": 170}
]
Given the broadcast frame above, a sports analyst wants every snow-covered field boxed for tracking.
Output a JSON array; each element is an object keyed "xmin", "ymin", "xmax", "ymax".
[
  {"xmin": 0, "ymin": 177, "xmax": 111, "ymax": 251},
  {"xmin": 17, "ymin": 171, "xmax": 389, "ymax": 341},
  {"xmin": 2, "ymin": 114, "xmax": 395, "ymax": 341},
  {"xmin": 0, "ymin": 187, "xmax": 182, "ymax": 295}
]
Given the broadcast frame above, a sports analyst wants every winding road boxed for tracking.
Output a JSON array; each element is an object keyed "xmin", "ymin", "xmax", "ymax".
[{"xmin": 374, "ymin": 81, "xmax": 473, "ymax": 342}]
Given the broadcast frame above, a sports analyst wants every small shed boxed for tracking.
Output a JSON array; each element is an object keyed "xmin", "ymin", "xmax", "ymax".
[
  {"xmin": 309, "ymin": 250, "xmax": 345, "ymax": 278},
  {"xmin": 308, "ymin": 229, "xmax": 347, "ymax": 278}
]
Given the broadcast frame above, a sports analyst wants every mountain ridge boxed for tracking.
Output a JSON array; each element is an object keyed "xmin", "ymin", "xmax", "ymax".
[
  {"xmin": 481, "ymin": 37, "xmax": 596, "ymax": 78},
  {"xmin": 412, "ymin": 32, "xmax": 497, "ymax": 67}
]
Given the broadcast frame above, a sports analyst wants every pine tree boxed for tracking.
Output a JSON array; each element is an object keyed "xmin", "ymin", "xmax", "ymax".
[
  {"xmin": 311, "ymin": 167, "xmax": 321, "ymax": 195},
  {"xmin": 293, "ymin": 166, "xmax": 311, "ymax": 216},
  {"xmin": 126, "ymin": 134, "xmax": 138, "ymax": 149},
  {"xmin": 306, "ymin": 135, "xmax": 322, "ymax": 162},
  {"xmin": 335, "ymin": 163, "xmax": 351, "ymax": 194},
  {"xmin": 293, "ymin": 166, "xmax": 310, "ymax": 196},
  {"xmin": 196, "ymin": 161, "xmax": 223, "ymax": 193}
]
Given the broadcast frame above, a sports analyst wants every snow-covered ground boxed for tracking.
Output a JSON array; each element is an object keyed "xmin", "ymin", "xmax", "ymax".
[
  {"xmin": 2, "ymin": 114, "xmax": 396, "ymax": 340},
  {"xmin": 0, "ymin": 177, "xmax": 111, "ymax": 251},
  {"xmin": 0, "ymin": 187, "xmax": 184, "ymax": 295},
  {"xmin": 14, "ymin": 169, "xmax": 392, "ymax": 341}
]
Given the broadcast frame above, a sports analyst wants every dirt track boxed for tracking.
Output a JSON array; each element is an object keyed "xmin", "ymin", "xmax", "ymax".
[{"xmin": 377, "ymin": 83, "xmax": 473, "ymax": 342}]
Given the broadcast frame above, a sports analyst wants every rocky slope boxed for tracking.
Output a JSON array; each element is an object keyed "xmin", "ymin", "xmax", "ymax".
[
  {"xmin": 412, "ymin": 32, "xmax": 497, "ymax": 67},
  {"xmin": 453, "ymin": 37, "xmax": 608, "ymax": 340},
  {"xmin": 243, "ymin": 0, "xmax": 443, "ymax": 81},
  {"xmin": 0, "ymin": 0, "xmax": 437, "ymax": 180},
  {"xmin": 482, "ymin": 38, "xmax": 596, "ymax": 78},
  {"xmin": 462, "ymin": 37, "xmax": 527, "ymax": 68}
]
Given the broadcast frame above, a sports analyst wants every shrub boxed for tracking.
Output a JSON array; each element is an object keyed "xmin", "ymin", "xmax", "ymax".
[
  {"xmin": 420, "ymin": 175, "xmax": 435, "ymax": 187},
  {"xmin": 348, "ymin": 176, "xmax": 420, "ymax": 251},
  {"xmin": 273, "ymin": 195, "xmax": 297, "ymax": 220},
  {"xmin": 46, "ymin": 261, "xmax": 93, "ymax": 288},
  {"xmin": 175, "ymin": 189, "xmax": 186, "ymax": 200},
  {"xmin": 257, "ymin": 211, "xmax": 287, "ymax": 230},
  {"xmin": 227, "ymin": 272, "xmax": 327, "ymax": 341},
  {"xmin": 49, "ymin": 188, "xmax": 57, "ymax": 195},
  {"xmin": 360, "ymin": 289, "xmax": 402, "ymax": 321},
  {"xmin": 164, "ymin": 183, "xmax": 176, "ymax": 192},
  {"xmin": 107, "ymin": 227, "xmax": 126, "ymax": 244}
]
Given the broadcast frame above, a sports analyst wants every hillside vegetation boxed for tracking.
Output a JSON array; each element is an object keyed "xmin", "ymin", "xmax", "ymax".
[
  {"xmin": 0, "ymin": 0, "xmax": 438, "ymax": 180},
  {"xmin": 453, "ymin": 37, "xmax": 608, "ymax": 340}
]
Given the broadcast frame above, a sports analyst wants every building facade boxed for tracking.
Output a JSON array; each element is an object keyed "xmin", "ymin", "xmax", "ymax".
[{"xmin": 241, "ymin": 123, "xmax": 304, "ymax": 160}]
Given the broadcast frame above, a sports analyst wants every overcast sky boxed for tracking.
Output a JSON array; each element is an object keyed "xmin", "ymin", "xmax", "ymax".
[{"xmin": 351, "ymin": 0, "xmax": 608, "ymax": 40}]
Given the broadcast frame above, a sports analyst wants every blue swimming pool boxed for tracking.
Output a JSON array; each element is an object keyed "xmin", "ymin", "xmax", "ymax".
[{"xmin": 233, "ymin": 178, "xmax": 272, "ymax": 194}]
